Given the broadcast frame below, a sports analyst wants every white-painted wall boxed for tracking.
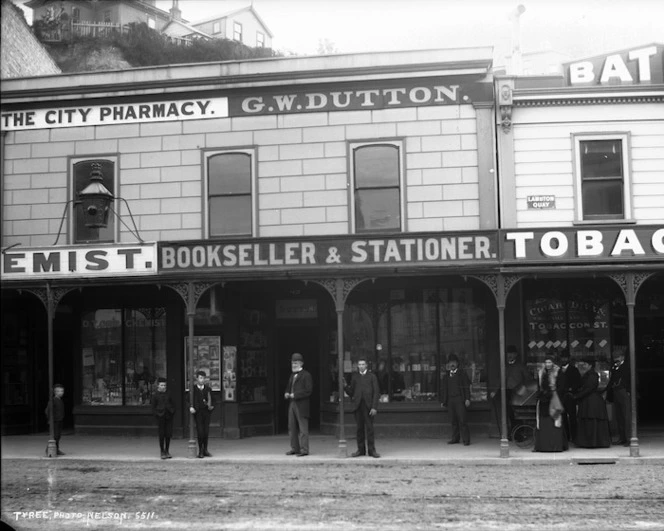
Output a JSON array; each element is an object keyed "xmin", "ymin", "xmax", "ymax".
[{"xmin": 511, "ymin": 102, "xmax": 664, "ymax": 228}]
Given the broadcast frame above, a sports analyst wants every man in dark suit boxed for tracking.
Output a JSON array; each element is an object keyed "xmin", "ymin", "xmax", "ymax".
[
  {"xmin": 346, "ymin": 357, "xmax": 381, "ymax": 458},
  {"xmin": 441, "ymin": 354, "xmax": 471, "ymax": 446},
  {"xmin": 284, "ymin": 353, "xmax": 313, "ymax": 456},
  {"xmin": 557, "ymin": 350, "xmax": 581, "ymax": 442},
  {"xmin": 606, "ymin": 351, "xmax": 631, "ymax": 446}
]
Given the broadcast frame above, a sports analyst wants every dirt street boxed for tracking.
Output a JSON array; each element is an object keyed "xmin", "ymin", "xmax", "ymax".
[{"xmin": 1, "ymin": 459, "xmax": 663, "ymax": 530}]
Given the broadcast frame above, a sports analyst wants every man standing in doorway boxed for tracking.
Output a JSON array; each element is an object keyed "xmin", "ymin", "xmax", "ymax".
[
  {"xmin": 346, "ymin": 357, "xmax": 381, "ymax": 458},
  {"xmin": 441, "ymin": 354, "xmax": 471, "ymax": 446},
  {"xmin": 490, "ymin": 345, "xmax": 530, "ymax": 439},
  {"xmin": 285, "ymin": 353, "xmax": 312, "ymax": 457},
  {"xmin": 607, "ymin": 350, "xmax": 631, "ymax": 446}
]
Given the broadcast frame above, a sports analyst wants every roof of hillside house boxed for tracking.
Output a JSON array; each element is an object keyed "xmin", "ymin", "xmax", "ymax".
[
  {"xmin": 161, "ymin": 18, "xmax": 212, "ymax": 40},
  {"xmin": 191, "ymin": 4, "xmax": 273, "ymax": 38}
]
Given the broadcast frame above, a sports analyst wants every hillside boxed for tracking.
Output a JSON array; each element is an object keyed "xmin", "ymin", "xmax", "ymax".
[{"xmin": 37, "ymin": 23, "xmax": 281, "ymax": 73}]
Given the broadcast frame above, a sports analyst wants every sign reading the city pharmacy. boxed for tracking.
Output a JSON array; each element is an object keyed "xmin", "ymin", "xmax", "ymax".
[
  {"xmin": 159, "ymin": 232, "xmax": 499, "ymax": 273},
  {"xmin": 1, "ymin": 243, "xmax": 157, "ymax": 280},
  {"xmin": 0, "ymin": 98, "xmax": 228, "ymax": 131},
  {"xmin": 502, "ymin": 226, "xmax": 664, "ymax": 263}
]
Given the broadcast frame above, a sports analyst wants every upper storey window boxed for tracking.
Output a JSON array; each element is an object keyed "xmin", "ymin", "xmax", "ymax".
[{"xmin": 351, "ymin": 142, "xmax": 403, "ymax": 233}]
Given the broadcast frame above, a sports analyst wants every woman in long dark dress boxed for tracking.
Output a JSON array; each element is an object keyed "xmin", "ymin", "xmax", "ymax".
[
  {"xmin": 534, "ymin": 355, "xmax": 568, "ymax": 452},
  {"xmin": 573, "ymin": 358, "xmax": 611, "ymax": 448}
]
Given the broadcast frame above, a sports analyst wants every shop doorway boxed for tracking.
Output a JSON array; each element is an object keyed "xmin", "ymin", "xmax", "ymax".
[{"xmin": 276, "ymin": 326, "xmax": 320, "ymax": 433}]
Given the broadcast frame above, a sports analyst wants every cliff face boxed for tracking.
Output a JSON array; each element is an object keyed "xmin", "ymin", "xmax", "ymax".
[{"xmin": 1, "ymin": 0, "xmax": 61, "ymax": 78}]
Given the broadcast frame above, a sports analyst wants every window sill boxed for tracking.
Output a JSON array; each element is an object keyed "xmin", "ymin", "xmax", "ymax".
[{"xmin": 572, "ymin": 219, "xmax": 637, "ymax": 226}]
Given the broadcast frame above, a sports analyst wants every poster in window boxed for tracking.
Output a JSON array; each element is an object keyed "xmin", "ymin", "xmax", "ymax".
[
  {"xmin": 184, "ymin": 336, "xmax": 222, "ymax": 391},
  {"xmin": 222, "ymin": 346, "xmax": 237, "ymax": 402}
]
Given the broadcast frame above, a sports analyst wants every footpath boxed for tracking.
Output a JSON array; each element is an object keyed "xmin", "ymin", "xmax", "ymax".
[{"xmin": 3, "ymin": 433, "xmax": 664, "ymax": 466}]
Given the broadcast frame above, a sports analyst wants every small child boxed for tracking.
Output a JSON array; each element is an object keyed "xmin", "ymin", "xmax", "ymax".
[
  {"xmin": 45, "ymin": 384, "xmax": 66, "ymax": 456},
  {"xmin": 151, "ymin": 377, "xmax": 176, "ymax": 459}
]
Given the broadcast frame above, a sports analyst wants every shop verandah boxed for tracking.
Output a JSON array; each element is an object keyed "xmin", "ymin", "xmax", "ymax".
[{"xmin": 2, "ymin": 266, "xmax": 662, "ymax": 458}]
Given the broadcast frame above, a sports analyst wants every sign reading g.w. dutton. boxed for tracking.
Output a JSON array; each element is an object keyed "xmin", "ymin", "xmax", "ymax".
[{"xmin": 159, "ymin": 232, "xmax": 498, "ymax": 273}]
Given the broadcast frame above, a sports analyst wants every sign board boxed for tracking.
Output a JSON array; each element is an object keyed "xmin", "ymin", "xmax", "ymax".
[
  {"xmin": 276, "ymin": 299, "xmax": 318, "ymax": 319},
  {"xmin": 502, "ymin": 226, "xmax": 664, "ymax": 264},
  {"xmin": 159, "ymin": 231, "xmax": 499, "ymax": 273},
  {"xmin": 0, "ymin": 98, "xmax": 228, "ymax": 131},
  {"xmin": 230, "ymin": 77, "xmax": 494, "ymax": 116},
  {"xmin": 527, "ymin": 195, "xmax": 556, "ymax": 209},
  {"xmin": 1, "ymin": 243, "xmax": 157, "ymax": 280},
  {"xmin": 565, "ymin": 44, "xmax": 664, "ymax": 86}
]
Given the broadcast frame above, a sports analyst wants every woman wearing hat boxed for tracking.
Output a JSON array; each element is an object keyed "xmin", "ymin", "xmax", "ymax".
[
  {"xmin": 533, "ymin": 354, "xmax": 567, "ymax": 452},
  {"xmin": 573, "ymin": 358, "xmax": 611, "ymax": 448}
]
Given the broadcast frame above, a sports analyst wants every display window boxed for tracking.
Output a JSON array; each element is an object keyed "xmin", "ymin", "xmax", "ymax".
[
  {"xmin": 81, "ymin": 306, "xmax": 167, "ymax": 406},
  {"xmin": 337, "ymin": 281, "xmax": 491, "ymax": 403},
  {"xmin": 523, "ymin": 279, "xmax": 625, "ymax": 387}
]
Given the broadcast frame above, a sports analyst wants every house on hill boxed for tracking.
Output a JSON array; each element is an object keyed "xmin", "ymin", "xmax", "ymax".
[{"xmin": 25, "ymin": 0, "xmax": 272, "ymax": 47}]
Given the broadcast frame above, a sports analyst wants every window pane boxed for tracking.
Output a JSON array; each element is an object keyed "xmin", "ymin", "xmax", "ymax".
[
  {"xmin": 355, "ymin": 189, "xmax": 400, "ymax": 232},
  {"xmin": 582, "ymin": 180, "xmax": 624, "ymax": 218},
  {"xmin": 124, "ymin": 308, "xmax": 167, "ymax": 406},
  {"xmin": 390, "ymin": 297, "xmax": 438, "ymax": 402},
  {"xmin": 354, "ymin": 145, "xmax": 399, "ymax": 188},
  {"xmin": 209, "ymin": 153, "xmax": 251, "ymax": 195},
  {"xmin": 210, "ymin": 195, "xmax": 252, "ymax": 236},
  {"xmin": 581, "ymin": 140, "xmax": 622, "ymax": 178},
  {"xmin": 81, "ymin": 309, "xmax": 123, "ymax": 406},
  {"xmin": 74, "ymin": 160, "xmax": 114, "ymax": 244}
]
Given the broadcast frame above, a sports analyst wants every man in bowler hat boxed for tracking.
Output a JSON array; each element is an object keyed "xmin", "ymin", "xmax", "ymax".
[
  {"xmin": 284, "ymin": 353, "xmax": 313, "ymax": 456},
  {"xmin": 441, "ymin": 354, "xmax": 472, "ymax": 445},
  {"xmin": 346, "ymin": 356, "xmax": 381, "ymax": 458}
]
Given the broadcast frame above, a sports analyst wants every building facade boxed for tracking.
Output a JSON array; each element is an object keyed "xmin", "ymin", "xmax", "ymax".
[
  {"xmin": 1, "ymin": 44, "xmax": 662, "ymax": 452},
  {"xmin": 495, "ymin": 43, "xmax": 664, "ymax": 440}
]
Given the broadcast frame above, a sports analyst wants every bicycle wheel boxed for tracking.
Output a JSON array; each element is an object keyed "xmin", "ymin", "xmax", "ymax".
[{"xmin": 512, "ymin": 424, "xmax": 534, "ymax": 448}]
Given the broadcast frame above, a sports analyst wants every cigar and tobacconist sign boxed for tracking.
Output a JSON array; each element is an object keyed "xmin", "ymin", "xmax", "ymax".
[
  {"xmin": 502, "ymin": 226, "xmax": 664, "ymax": 264},
  {"xmin": 1, "ymin": 243, "xmax": 157, "ymax": 280}
]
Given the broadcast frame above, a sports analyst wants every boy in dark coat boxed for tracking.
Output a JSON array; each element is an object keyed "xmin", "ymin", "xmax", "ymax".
[
  {"xmin": 441, "ymin": 354, "xmax": 471, "ymax": 446},
  {"xmin": 190, "ymin": 370, "xmax": 214, "ymax": 458},
  {"xmin": 151, "ymin": 377, "xmax": 176, "ymax": 459},
  {"xmin": 45, "ymin": 383, "xmax": 66, "ymax": 456}
]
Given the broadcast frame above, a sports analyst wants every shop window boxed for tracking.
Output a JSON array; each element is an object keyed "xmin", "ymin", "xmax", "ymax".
[
  {"xmin": 213, "ymin": 21, "xmax": 221, "ymax": 34},
  {"xmin": 72, "ymin": 158, "xmax": 116, "ymax": 244},
  {"xmin": 574, "ymin": 134, "xmax": 631, "ymax": 221},
  {"xmin": 523, "ymin": 280, "xmax": 621, "ymax": 387},
  {"xmin": 351, "ymin": 142, "xmax": 403, "ymax": 233},
  {"xmin": 233, "ymin": 21, "xmax": 242, "ymax": 41},
  {"xmin": 256, "ymin": 31, "xmax": 265, "ymax": 47},
  {"xmin": 333, "ymin": 284, "xmax": 490, "ymax": 404},
  {"xmin": 205, "ymin": 150, "xmax": 255, "ymax": 237},
  {"xmin": 81, "ymin": 307, "xmax": 167, "ymax": 406}
]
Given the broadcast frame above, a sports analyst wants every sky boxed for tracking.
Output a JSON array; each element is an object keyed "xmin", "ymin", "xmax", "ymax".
[{"xmin": 15, "ymin": 0, "xmax": 664, "ymax": 64}]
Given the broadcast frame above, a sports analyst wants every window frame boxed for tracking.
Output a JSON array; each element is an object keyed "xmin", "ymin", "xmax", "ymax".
[
  {"xmin": 256, "ymin": 31, "xmax": 265, "ymax": 47},
  {"xmin": 572, "ymin": 132, "xmax": 633, "ymax": 223},
  {"xmin": 348, "ymin": 139, "xmax": 406, "ymax": 234},
  {"xmin": 69, "ymin": 155, "xmax": 119, "ymax": 245},
  {"xmin": 212, "ymin": 21, "xmax": 221, "ymax": 34},
  {"xmin": 203, "ymin": 148, "xmax": 257, "ymax": 239},
  {"xmin": 233, "ymin": 21, "xmax": 243, "ymax": 42}
]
